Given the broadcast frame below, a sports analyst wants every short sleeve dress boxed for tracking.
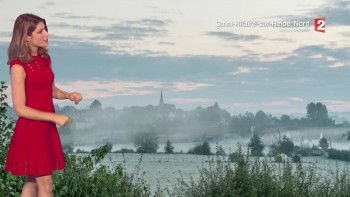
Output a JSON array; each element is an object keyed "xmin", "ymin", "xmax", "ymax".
[{"xmin": 5, "ymin": 54, "xmax": 66, "ymax": 176}]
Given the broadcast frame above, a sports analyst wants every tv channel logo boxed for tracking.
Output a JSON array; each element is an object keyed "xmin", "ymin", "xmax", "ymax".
[{"xmin": 314, "ymin": 17, "xmax": 325, "ymax": 33}]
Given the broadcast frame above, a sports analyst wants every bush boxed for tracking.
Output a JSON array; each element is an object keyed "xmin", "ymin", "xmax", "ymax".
[
  {"xmin": 328, "ymin": 149, "xmax": 350, "ymax": 161},
  {"xmin": 292, "ymin": 154, "xmax": 301, "ymax": 163},
  {"xmin": 0, "ymin": 82, "xmax": 25, "ymax": 196},
  {"xmin": 134, "ymin": 125, "xmax": 159, "ymax": 153},
  {"xmin": 0, "ymin": 81, "xmax": 151, "ymax": 197},
  {"xmin": 248, "ymin": 133, "xmax": 265, "ymax": 156},
  {"xmin": 114, "ymin": 148, "xmax": 135, "ymax": 153},
  {"xmin": 168, "ymin": 145, "xmax": 350, "ymax": 197},
  {"xmin": 164, "ymin": 140, "xmax": 175, "ymax": 154},
  {"xmin": 188, "ymin": 141, "xmax": 211, "ymax": 155},
  {"xmin": 53, "ymin": 144, "xmax": 151, "ymax": 196}
]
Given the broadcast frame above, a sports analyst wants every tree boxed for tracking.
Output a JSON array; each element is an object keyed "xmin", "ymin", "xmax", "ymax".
[
  {"xmin": 188, "ymin": 141, "xmax": 211, "ymax": 155},
  {"xmin": 319, "ymin": 137, "xmax": 329, "ymax": 151},
  {"xmin": 306, "ymin": 102, "xmax": 333, "ymax": 126},
  {"xmin": 269, "ymin": 130, "xmax": 295, "ymax": 157},
  {"xmin": 90, "ymin": 99, "xmax": 102, "ymax": 110},
  {"xmin": 231, "ymin": 112, "xmax": 255, "ymax": 137},
  {"xmin": 164, "ymin": 140, "xmax": 174, "ymax": 153},
  {"xmin": 280, "ymin": 135, "xmax": 294, "ymax": 156},
  {"xmin": 280, "ymin": 114, "xmax": 295, "ymax": 129},
  {"xmin": 215, "ymin": 144, "xmax": 226, "ymax": 156},
  {"xmin": 133, "ymin": 125, "xmax": 159, "ymax": 153},
  {"xmin": 248, "ymin": 134, "xmax": 265, "ymax": 156},
  {"xmin": 343, "ymin": 130, "xmax": 350, "ymax": 142}
]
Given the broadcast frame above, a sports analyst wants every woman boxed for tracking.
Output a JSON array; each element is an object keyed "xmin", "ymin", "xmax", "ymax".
[{"xmin": 5, "ymin": 13, "xmax": 82, "ymax": 197}]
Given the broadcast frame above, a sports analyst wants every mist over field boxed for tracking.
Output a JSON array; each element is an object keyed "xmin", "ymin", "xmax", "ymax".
[{"xmin": 6, "ymin": 96, "xmax": 350, "ymax": 152}]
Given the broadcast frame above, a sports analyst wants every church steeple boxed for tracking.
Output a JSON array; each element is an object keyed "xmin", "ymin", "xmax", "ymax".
[{"xmin": 159, "ymin": 90, "xmax": 164, "ymax": 106}]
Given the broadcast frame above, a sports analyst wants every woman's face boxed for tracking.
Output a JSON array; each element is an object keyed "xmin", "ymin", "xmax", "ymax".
[{"xmin": 27, "ymin": 21, "xmax": 48, "ymax": 53}]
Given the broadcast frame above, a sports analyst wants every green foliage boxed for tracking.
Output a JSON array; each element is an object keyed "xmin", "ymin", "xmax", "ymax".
[
  {"xmin": 62, "ymin": 144, "xmax": 74, "ymax": 153},
  {"xmin": 280, "ymin": 135, "xmax": 295, "ymax": 156},
  {"xmin": 106, "ymin": 142, "xmax": 113, "ymax": 153},
  {"xmin": 292, "ymin": 154, "xmax": 301, "ymax": 163},
  {"xmin": 230, "ymin": 112, "xmax": 255, "ymax": 137},
  {"xmin": 248, "ymin": 133, "xmax": 265, "ymax": 156},
  {"xmin": 0, "ymin": 82, "xmax": 25, "ymax": 196},
  {"xmin": 114, "ymin": 148, "xmax": 135, "ymax": 153},
  {"xmin": 296, "ymin": 146, "xmax": 311, "ymax": 156},
  {"xmin": 168, "ymin": 145, "xmax": 350, "ymax": 197},
  {"xmin": 0, "ymin": 82, "xmax": 150, "ymax": 196},
  {"xmin": 343, "ymin": 130, "xmax": 350, "ymax": 142},
  {"xmin": 319, "ymin": 137, "xmax": 329, "ymax": 151},
  {"xmin": 269, "ymin": 130, "xmax": 295, "ymax": 157},
  {"xmin": 306, "ymin": 102, "xmax": 334, "ymax": 127},
  {"xmin": 328, "ymin": 149, "xmax": 350, "ymax": 161},
  {"xmin": 188, "ymin": 141, "xmax": 211, "ymax": 155},
  {"xmin": 53, "ymin": 144, "xmax": 151, "ymax": 196},
  {"xmin": 215, "ymin": 143, "xmax": 226, "ymax": 156},
  {"xmin": 134, "ymin": 125, "xmax": 159, "ymax": 153},
  {"xmin": 164, "ymin": 140, "xmax": 174, "ymax": 153},
  {"xmin": 89, "ymin": 99, "xmax": 102, "ymax": 110}
]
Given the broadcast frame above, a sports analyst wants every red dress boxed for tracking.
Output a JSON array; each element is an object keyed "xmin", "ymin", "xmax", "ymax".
[{"xmin": 5, "ymin": 54, "xmax": 66, "ymax": 176}]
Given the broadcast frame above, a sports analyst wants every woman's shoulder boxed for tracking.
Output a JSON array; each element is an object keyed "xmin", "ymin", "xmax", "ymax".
[{"xmin": 9, "ymin": 59, "xmax": 25, "ymax": 68}]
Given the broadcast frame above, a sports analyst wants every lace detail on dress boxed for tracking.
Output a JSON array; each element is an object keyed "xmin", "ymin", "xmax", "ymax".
[
  {"xmin": 6, "ymin": 160, "xmax": 66, "ymax": 176},
  {"xmin": 27, "ymin": 61, "xmax": 42, "ymax": 72}
]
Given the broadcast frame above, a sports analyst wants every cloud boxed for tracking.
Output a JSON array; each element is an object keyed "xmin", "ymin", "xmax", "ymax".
[
  {"xmin": 169, "ymin": 98, "xmax": 214, "ymax": 104},
  {"xmin": 206, "ymin": 31, "xmax": 263, "ymax": 41},
  {"xmin": 38, "ymin": 1, "xmax": 55, "ymax": 9},
  {"xmin": 328, "ymin": 62, "xmax": 345, "ymax": 68},
  {"xmin": 171, "ymin": 82, "xmax": 213, "ymax": 91},
  {"xmin": 321, "ymin": 100, "xmax": 350, "ymax": 112},
  {"xmin": 231, "ymin": 67, "xmax": 251, "ymax": 75},
  {"xmin": 158, "ymin": 41, "xmax": 175, "ymax": 45},
  {"xmin": 90, "ymin": 19, "xmax": 170, "ymax": 41},
  {"xmin": 262, "ymin": 101, "xmax": 290, "ymax": 107},
  {"xmin": 52, "ymin": 12, "xmax": 110, "ymax": 20},
  {"xmin": 230, "ymin": 66, "xmax": 269, "ymax": 75},
  {"xmin": 290, "ymin": 97, "xmax": 304, "ymax": 102},
  {"xmin": 311, "ymin": 0, "xmax": 350, "ymax": 26},
  {"xmin": 55, "ymin": 80, "xmax": 163, "ymax": 99},
  {"xmin": 270, "ymin": 0, "xmax": 350, "ymax": 26}
]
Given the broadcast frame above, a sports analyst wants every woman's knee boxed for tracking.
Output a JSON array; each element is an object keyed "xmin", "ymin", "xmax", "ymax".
[{"xmin": 35, "ymin": 175, "xmax": 53, "ymax": 192}]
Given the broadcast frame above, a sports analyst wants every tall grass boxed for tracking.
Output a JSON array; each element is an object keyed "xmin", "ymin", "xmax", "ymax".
[
  {"xmin": 167, "ymin": 146, "xmax": 350, "ymax": 197},
  {"xmin": 53, "ymin": 144, "xmax": 151, "ymax": 196}
]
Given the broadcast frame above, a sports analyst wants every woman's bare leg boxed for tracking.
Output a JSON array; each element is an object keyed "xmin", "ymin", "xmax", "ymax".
[
  {"xmin": 21, "ymin": 176, "xmax": 37, "ymax": 197},
  {"xmin": 35, "ymin": 175, "xmax": 53, "ymax": 197}
]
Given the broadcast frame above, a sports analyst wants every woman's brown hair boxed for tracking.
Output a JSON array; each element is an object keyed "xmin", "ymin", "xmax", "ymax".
[{"xmin": 7, "ymin": 13, "xmax": 49, "ymax": 65}]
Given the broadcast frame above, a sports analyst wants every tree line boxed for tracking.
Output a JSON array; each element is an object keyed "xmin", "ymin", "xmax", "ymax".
[{"xmin": 49, "ymin": 99, "xmax": 347, "ymax": 138}]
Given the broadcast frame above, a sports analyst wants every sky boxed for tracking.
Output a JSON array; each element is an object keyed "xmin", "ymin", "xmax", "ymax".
[{"xmin": 1, "ymin": 0, "xmax": 350, "ymax": 116}]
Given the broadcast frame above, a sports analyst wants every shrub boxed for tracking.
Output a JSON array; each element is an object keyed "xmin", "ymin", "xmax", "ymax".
[
  {"xmin": 0, "ymin": 82, "xmax": 25, "ymax": 196},
  {"xmin": 328, "ymin": 149, "xmax": 350, "ymax": 162},
  {"xmin": 114, "ymin": 148, "xmax": 135, "ymax": 153},
  {"xmin": 188, "ymin": 141, "xmax": 211, "ymax": 155},
  {"xmin": 53, "ymin": 144, "xmax": 151, "ymax": 196},
  {"xmin": 164, "ymin": 140, "xmax": 174, "ymax": 154},
  {"xmin": 248, "ymin": 133, "xmax": 265, "ymax": 156},
  {"xmin": 168, "ymin": 145, "xmax": 350, "ymax": 197},
  {"xmin": 134, "ymin": 125, "xmax": 159, "ymax": 153}
]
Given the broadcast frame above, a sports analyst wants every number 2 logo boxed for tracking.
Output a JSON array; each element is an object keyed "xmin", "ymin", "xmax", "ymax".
[{"xmin": 314, "ymin": 17, "xmax": 325, "ymax": 33}]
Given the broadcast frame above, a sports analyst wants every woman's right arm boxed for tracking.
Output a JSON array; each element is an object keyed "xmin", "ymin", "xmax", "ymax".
[{"xmin": 11, "ymin": 64, "xmax": 71, "ymax": 126}]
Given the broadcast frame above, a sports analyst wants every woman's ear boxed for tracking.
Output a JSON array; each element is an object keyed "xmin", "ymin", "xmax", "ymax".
[{"xmin": 26, "ymin": 35, "xmax": 32, "ymax": 42}]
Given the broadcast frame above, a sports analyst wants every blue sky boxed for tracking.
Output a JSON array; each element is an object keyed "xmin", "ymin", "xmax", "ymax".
[{"xmin": 1, "ymin": 0, "xmax": 350, "ymax": 115}]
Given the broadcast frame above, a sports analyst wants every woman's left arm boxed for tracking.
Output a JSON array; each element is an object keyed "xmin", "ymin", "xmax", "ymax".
[{"xmin": 52, "ymin": 83, "xmax": 83, "ymax": 104}]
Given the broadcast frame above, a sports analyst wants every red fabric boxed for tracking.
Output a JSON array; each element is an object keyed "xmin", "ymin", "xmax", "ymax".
[{"xmin": 6, "ymin": 54, "xmax": 66, "ymax": 176}]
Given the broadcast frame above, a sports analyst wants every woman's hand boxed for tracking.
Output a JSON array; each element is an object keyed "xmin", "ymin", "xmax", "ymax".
[
  {"xmin": 67, "ymin": 92, "xmax": 83, "ymax": 104},
  {"xmin": 55, "ymin": 114, "xmax": 72, "ymax": 127}
]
